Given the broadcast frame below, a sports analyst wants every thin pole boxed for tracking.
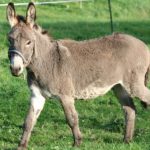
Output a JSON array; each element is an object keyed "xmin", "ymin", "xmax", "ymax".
[
  {"xmin": 108, "ymin": 0, "xmax": 113, "ymax": 33},
  {"xmin": 80, "ymin": 0, "xmax": 83, "ymax": 9}
]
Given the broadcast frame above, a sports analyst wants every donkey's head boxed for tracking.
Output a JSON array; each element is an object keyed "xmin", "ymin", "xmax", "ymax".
[{"xmin": 7, "ymin": 2, "xmax": 36, "ymax": 76}]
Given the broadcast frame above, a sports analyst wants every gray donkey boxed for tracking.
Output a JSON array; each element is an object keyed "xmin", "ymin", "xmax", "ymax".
[{"xmin": 6, "ymin": 2, "xmax": 150, "ymax": 149}]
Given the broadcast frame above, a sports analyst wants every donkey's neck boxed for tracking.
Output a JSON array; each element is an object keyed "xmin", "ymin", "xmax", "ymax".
[{"xmin": 28, "ymin": 31, "xmax": 60, "ymax": 85}]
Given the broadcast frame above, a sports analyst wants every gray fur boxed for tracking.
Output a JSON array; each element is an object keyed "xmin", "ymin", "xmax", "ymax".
[{"xmin": 7, "ymin": 2, "xmax": 150, "ymax": 150}]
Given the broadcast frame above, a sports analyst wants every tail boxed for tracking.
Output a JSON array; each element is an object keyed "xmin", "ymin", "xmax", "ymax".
[
  {"xmin": 145, "ymin": 64, "xmax": 150, "ymax": 86},
  {"xmin": 141, "ymin": 50, "xmax": 150, "ymax": 108}
]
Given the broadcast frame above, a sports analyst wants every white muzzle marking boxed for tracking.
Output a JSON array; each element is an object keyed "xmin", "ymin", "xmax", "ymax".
[{"xmin": 11, "ymin": 55, "xmax": 24, "ymax": 75}]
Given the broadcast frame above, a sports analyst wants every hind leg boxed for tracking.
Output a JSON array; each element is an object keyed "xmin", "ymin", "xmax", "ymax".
[
  {"xmin": 129, "ymin": 75, "xmax": 150, "ymax": 105},
  {"xmin": 113, "ymin": 84, "xmax": 136, "ymax": 143}
]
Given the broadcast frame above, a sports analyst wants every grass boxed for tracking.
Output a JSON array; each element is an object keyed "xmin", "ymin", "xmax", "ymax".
[{"xmin": 0, "ymin": 0, "xmax": 150, "ymax": 149}]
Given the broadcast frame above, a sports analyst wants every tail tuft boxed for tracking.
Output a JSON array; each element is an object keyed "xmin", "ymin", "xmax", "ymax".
[{"xmin": 142, "ymin": 50, "xmax": 150, "ymax": 109}]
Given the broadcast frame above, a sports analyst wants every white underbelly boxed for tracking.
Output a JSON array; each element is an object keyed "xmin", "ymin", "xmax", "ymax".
[
  {"xmin": 41, "ymin": 80, "xmax": 122, "ymax": 100},
  {"xmin": 75, "ymin": 80, "xmax": 122, "ymax": 99}
]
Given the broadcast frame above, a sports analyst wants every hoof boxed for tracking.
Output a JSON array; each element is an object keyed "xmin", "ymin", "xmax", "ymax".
[
  {"xmin": 73, "ymin": 138, "xmax": 82, "ymax": 147},
  {"xmin": 17, "ymin": 147, "xmax": 26, "ymax": 150},
  {"xmin": 124, "ymin": 137, "xmax": 132, "ymax": 144},
  {"xmin": 17, "ymin": 144, "xmax": 27, "ymax": 150}
]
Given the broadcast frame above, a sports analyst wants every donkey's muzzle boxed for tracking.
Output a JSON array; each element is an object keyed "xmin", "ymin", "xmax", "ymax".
[{"xmin": 10, "ymin": 65, "xmax": 21, "ymax": 76}]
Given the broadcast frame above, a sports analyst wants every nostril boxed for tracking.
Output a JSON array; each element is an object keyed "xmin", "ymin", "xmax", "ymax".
[
  {"xmin": 15, "ymin": 67, "xmax": 21, "ymax": 73},
  {"xmin": 10, "ymin": 65, "xmax": 22, "ymax": 75},
  {"xmin": 18, "ymin": 67, "xmax": 21, "ymax": 71}
]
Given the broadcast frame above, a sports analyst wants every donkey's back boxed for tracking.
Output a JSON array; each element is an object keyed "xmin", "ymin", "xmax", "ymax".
[{"xmin": 59, "ymin": 33, "xmax": 150, "ymax": 99}]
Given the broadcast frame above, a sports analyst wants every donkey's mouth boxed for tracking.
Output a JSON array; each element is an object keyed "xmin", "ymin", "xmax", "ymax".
[
  {"xmin": 11, "ymin": 72, "xmax": 21, "ymax": 77},
  {"xmin": 10, "ymin": 66, "xmax": 24, "ymax": 77},
  {"xmin": 11, "ymin": 70, "xmax": 22, "ymax": 77}
]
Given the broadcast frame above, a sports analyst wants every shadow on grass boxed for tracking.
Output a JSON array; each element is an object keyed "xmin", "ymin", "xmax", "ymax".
[
  {"xmin": 1, "ymin": 20, "xmax": 150, "ymax": 44},
  {"xmin": 80, "ymin": 116, "xmax": 124, "ymax": 131},
  {"xmin": 40, "ymin": 20, "xmax": 150, "ymax": 44}
]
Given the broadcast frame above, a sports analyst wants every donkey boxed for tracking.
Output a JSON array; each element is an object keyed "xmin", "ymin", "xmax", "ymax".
[{"xmin": 6, "ymin": 2, "xmax": 150, "ymax": 149}]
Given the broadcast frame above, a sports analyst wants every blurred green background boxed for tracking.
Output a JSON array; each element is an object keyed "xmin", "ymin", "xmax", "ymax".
[{"xmin": 0, "ymin": 0, "xmax": 150, "ymax": 149}]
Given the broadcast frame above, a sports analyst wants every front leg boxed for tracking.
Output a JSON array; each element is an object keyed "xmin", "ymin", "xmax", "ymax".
[
  {"xmin": 60, "ymin": 95, "xmax": 82, "ymax": 146},
  {"xmin": 18, "ymin": 85, "xmax": 45, "ymax": 150}
]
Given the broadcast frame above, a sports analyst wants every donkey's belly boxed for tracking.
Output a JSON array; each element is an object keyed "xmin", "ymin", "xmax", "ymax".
[{"xmin": 75, "ymin": 80, "xmax": 122, "ymax": 99}]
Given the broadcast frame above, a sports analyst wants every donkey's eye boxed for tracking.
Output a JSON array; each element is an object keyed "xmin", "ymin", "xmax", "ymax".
[{"xmin": 26, "ymin": 40, "xmax": 31, "ymax": 46}]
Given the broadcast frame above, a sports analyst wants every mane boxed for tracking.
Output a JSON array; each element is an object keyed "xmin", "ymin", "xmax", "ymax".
[
  {"xmin": 33, "ymin": 24, "xmax": 53, "ymax": 40},
  {"xmin": 16, "ymin": 15, "xmax": 26, "ymax": 23},
  {"xmin": 16, "ymin": 15, "xmax": 53, "ymax": 41}
]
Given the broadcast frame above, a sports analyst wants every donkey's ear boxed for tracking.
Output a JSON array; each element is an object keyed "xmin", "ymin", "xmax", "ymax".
[
  {"xmin": 26, "ymin": 2, "xmax": 36, "ymax": 28},
  {"xmin": 6, "ymin": 3, "xmax": 18, "ymax": 27}
]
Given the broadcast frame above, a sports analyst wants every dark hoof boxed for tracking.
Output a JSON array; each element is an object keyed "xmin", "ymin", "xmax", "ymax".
[
  {"xmin": 17, "ymin": 147, "xmax": 26, "ymax": 150},
  {"xmin": 17, "ymin": 143, "xmax": 27, "ymax": 150},
  {"xmin": 124, "ymin": 137, "xmax": 132, "ymax": 144},
  {"xmin": 73, "ymin": 138, "xmax": 82, "ymax": 147}
]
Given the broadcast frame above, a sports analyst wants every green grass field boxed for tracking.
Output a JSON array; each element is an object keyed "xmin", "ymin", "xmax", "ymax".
[{"xmin": 1, "ymin": 0, "xmax": 150, "ymax": 149}]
